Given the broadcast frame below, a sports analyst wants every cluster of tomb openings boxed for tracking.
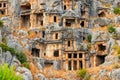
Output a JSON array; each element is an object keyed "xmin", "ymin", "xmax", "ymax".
[
  {"xmin": 0, "ymin": 3, "xmax": 6, "ymax": 8},
  {"xmin": 54, "ymin": 50, "xmax": 59, "ymax": 57},
  {"xmin": 65, "ymin": 19, "xmax": 75, "ymax": 27},
  {"xmin": 96, "ymin": 55, "xmax": 106, "ymax": 66},
  {"xmin": 98, "ymin": 44, "xmax": 106, "ymax": 51},
  {"xmin": 68, "ymin": 60, "xmax": 83, "ymax": 70},
  {"xmin": 68, "ymin": 53, "xmax": 82, "ymax": 58},
  {"xmin": 31, "ymin": 48, "xmax": 40, "ymax": 57},
  {"xmin": 98, "ymin": 12, "xmax": 105, "ymax": 17},
  {"xmin": 68, "ymin": 53, "xmax": 83, "ymax": 70},
  {"xmin": 0, "ymin": 3, "xmax": 6, "ymax": 15}
]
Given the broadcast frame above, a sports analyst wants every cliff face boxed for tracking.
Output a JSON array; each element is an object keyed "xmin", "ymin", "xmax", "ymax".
[{"xmin": 0, "ymin": 0, "xmax": 120, "ymax": 80}]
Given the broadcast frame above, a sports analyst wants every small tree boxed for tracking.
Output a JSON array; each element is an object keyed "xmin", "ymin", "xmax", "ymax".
[
  {"xmin": 15, "ymin": 52, "xmax": 27, "ymax": 64},
  {"xmin": 0, "ymin": 64, "xmax": 23, "ymax": 80},
  {"xmin": 87, "ymin": 35, "xmax": 92, "ymax": 43},
  {"xmin": 77, "ymin": 69, "xmax": 91, "ymax": 80},
  {"xmin": 78, "ymin": 69, "xmax": 87, "ymax": 78},
  {"xmin": 0, "ymin": 20, "xmax": 4, "ymax": 29},
  {"xmin": 114, "ymin": 7, "xmax": 120, "ymax": 15},
  {"xmin": 107, "ymin": 25, "xmax": 116, "ymax": 33}
]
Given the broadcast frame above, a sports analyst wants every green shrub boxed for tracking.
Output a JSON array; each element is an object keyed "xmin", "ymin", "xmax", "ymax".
[
  {"xmin": 107, "ymin": 25, "xmax": 116, "ymax": 33},
  {"xmin": 22, "ymin": 62, "xmax": 30, "ymax": 69},
  {"xmin": 0, "ymin": 43, "xmax": 15, "ymax": 55},
  {"xmin": 0, "ymin": 64, "xmax": 23, "ymax": 80},
  {"xmin": 118, "ymin": 54, "xmax": 120, "ymax": 59},
  {"xmin": 117, "ymin": 48, "xmax": 120, "ymax": 54},
  {"xmin": 0, "ymin": 20, "xmax": 4, "ymax": 29},
  {"xmin": 87, "ymin": 35, "xmax": 92, "ymax": 42},
  {"xmin": 113, "ymin": 63, "xmax": 120, "ymax": 69},
  {"xmin": 16, "ymin": 52, "xmax": 27, "ymax": 64},
  {"xmin": 0, "ymin": 43, "xmax": 28, "ymax": 65},
  {"xmin": 114, "ymin": 7, "xmax": 120, "ymax": 15},
  {"xmin": 2, "ymin": 37, "xmax": 7, "ymax": 44},
  {"xmin": 78, "ymin": 69, "xmax": 87, "ymax": 78},
  {"xmin": 84, "ymin": 73, "xmax": 91, "ymax": 80}
]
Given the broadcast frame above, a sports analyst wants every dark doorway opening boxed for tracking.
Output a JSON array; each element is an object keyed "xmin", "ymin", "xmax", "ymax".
[
  {"xmin": 54, "ymin": 50, "xmax": 59, "ymax": 57},
  {"xmin": 73, "ymin": 61, "xmax": 77, "ymax": 70},
  {"xmin": 80, "ymin": 21, "xmax": 85, "ymax": 27},
  {"xmin": 96, "ymin": 55, "xmax": 106, "ymax": 66},
  {"xmin": 79, "ymin": 61, "xmax": 83, "ymax": 69},
  {"xmin": 98, "ymin": 12, "xmax": 105, "ymax": 17},
  {"xmin": 98, "ymin": 44, "xmax": 106, "ymax": 51},
  {"xmin": 68, "ymin": 53, "xmax": 72, "ymax": 58},
  {"xmin": 68, "ymin": 61, "xmax": 71, "ymax": 70},
  {"xmin": 31, "ymin": 48, "xmax": 40, "ymax": 57}
]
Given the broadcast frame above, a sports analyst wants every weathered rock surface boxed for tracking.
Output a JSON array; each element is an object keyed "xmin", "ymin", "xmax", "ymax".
[{"xmin": 16, "ymin": 67, "xmax": 33, "ymax": 80}]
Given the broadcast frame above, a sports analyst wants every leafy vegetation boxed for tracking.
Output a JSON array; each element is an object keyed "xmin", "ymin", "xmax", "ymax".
[
  {"xmin": 0, "ymin": 43, "xmax": 15, "ymax": 55},
  {"xmin": 0, "ymin": 64, "xmax": 23, "ymax": 80},
  {"xmin": 16, "ymin": 52, "xmax": 27, "ymax": 64},
  {"xmin": 0, "ymin": 43, "xmax": 27, "ymax": 64},
  {"xmin": 77, "ymin": 69, "xmax": 91, "ymax": 80},
  {"xmin": 2, "ymin": 37, "xmax": 7, "ymax": 44},
  {"xmin": 113, "ymin": 63, "xmax": 120, "ymax": 69},
  {"xmin": 22, "ymin": 62, "xmax": 30, "ymax": 69},
  {"xmin": 87, "ymin": 35, "xmax": 92, "ymax": 42},
  {"xmin": 117, "ymin": 48, "xmax": 120, "ymax": 54},
  {"xmin": 78, "ymin": 69, "xmax": 87, "ymax": 78},
  {"xmin": 0, "ymin": 20, "xmax": 4, "ymax": 29},
  {"xmin": 107, "ymin": 25, "xmax": 116, "ymax": 33},
  {"xmin": 114, "ymin": 7, "xmax": 120, "ymax": 15}
]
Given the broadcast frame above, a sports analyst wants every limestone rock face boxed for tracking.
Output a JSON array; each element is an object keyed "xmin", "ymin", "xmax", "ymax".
[
  {"xmin": 6, "ymin": 34, "xmax": 23, "ymax": 52},
  {"xmin": 110, "ymin": 69, "xmax": 120, "ymax": 80},
  {"xmin": 16, "ymin": 67, "xmax": 33, "ymax": 80},
  {"xmin": 102, "ymin": 55, "xmax": 119, "ymax": 66},
  {"xmin": 35, "ymin": 73, "xmax": 48, "ymax": 80},
  {"xmin": 11, "ymin": 56, "xmax": 21, "ymax": 68},
  {"xmin": 10, "ymin": 0, "xmax": 20, "ymax": 15},
  {"xmin": 53, "ymin": 60, "xmax": 61, "ymax": 70},
  {"xmin": 4, "ymin": 51, "xmax": 13, "ymax": 65},
  {"xmin": 95, "ymin": 18, "xmax": 111, "ymax": 27}
]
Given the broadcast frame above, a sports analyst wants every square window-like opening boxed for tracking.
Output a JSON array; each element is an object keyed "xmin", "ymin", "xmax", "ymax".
[
  {"xmin": 31, "ymin": 48, "xmax": 40, "ymax": 57},
  {"xmin": 73, "ymin": 53, "xmax": 77, "ymax": 58},
  {"xmin": 54, "ymin": 50, "xmax": 59, "ymax": 57},
  {"xmin": 3, "ymin": 3, "xmax": 6, "ymax": 7},
  {"xmin": 80, "ymin": 21, "xmax": 85, "ymax": 27},
  {"xmin": 68, "ymin": 53, "xmax": 72, "ymax": 58},
  {"xmin": 66, "ymin": 21, "xmax": 71, "ymax": 27},
  {"xmin": 98, "ymin": 44, "xmax": 106, "ymax": 51},
  {"xmin": 79, "ymin": 53, "xmax": 82, "ymax": 58}
]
